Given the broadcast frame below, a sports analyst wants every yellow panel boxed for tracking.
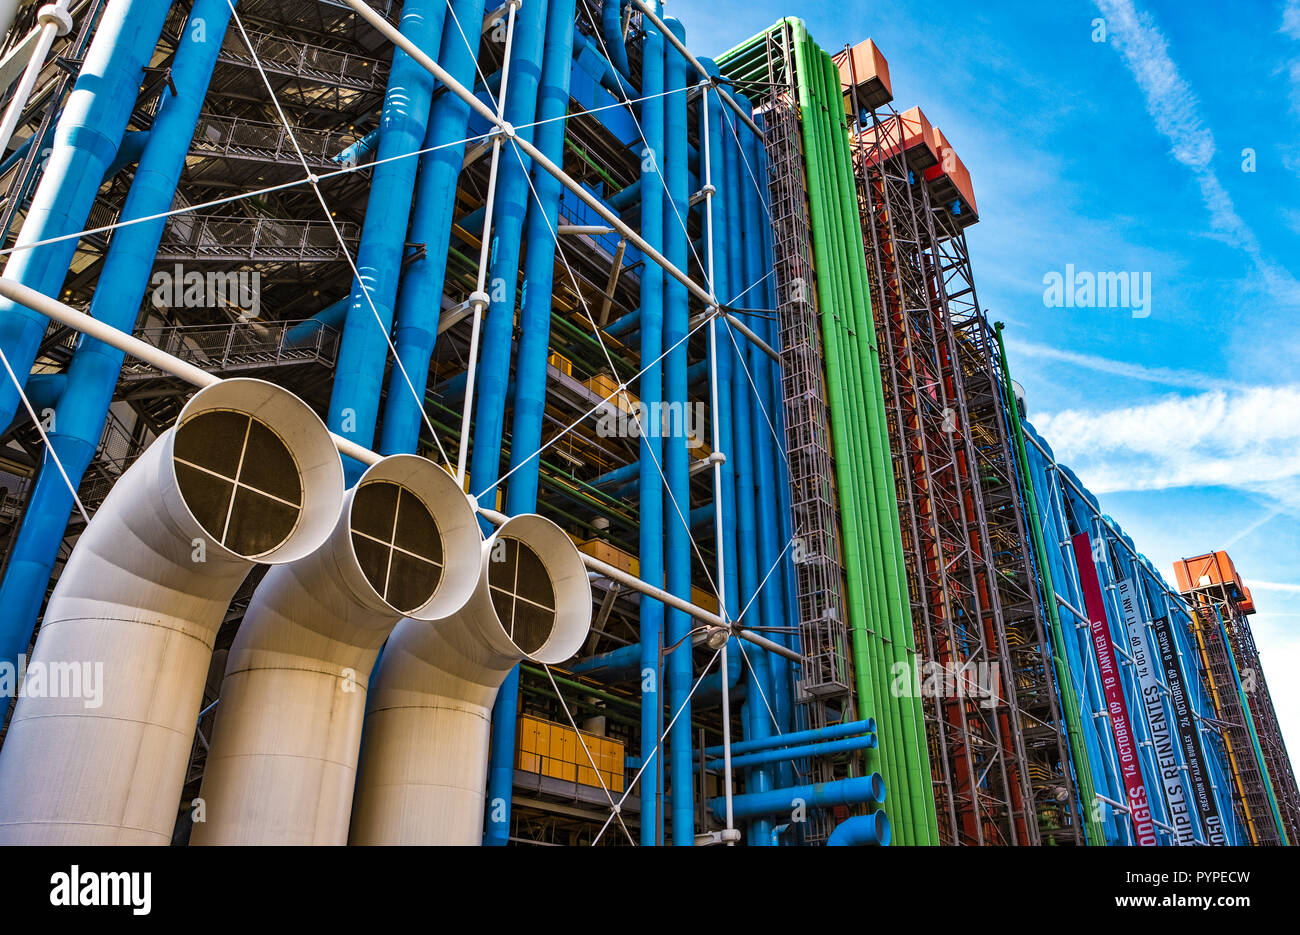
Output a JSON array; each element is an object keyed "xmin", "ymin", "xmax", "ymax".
[{"xmin": 578, "ymin": 765, "xmax": 600, "ymax": 787}]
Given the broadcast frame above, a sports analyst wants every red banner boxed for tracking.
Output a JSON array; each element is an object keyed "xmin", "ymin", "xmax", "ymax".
[{"xmin": 1071, "ymin": 533, "xmax": 1157, "ymax": 845}]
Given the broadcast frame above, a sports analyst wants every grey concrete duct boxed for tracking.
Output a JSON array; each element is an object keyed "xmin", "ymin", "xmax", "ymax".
[
  {"xmin": 191, "ymin": 454, "xmax": 482, "ymax": 845},
  {"xmin": 0, "ymin": 378, "xmax": 344, "ymax": 844},
  {"xmin": 349, "ymin": 513, "xmax": 592, "ymax": 845}
]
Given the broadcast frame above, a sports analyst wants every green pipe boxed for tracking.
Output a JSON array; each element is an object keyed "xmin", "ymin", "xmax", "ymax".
[
  {"xmin": 993, "ymin": 323, "xmax": 1105, "ymax": 846},
  {"xmin": 813, "ymin": 42, "xmax": 934, "ymax": 843},
  {"xmin": 787, "ymin": 21, "xmax": 934, "ymax": 844},
  {"xmin": 786, "ymin": 23, "xmax": 884, "ymax": 800}
]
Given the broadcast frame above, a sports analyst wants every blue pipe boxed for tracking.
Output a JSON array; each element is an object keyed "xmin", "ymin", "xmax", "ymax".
[
  {"xmin": 0, "ymin": 0, "xmax": 171, "ymax": 430},
  {"xmin": 570, "ymin": 642, "xmax": 640, "ymax": 680},
  {"xmin": 480, "ymin": 0, "xmax": 576, "ymax": 849},
  {"xmin": 0, "ymin": 134, "xmax": 34, "ymax": 177},
  {"xmin": 700, "ymin": 59, "xmax": 742, "ymax": 709},
  {"xmin": 636, "ymin": 6, "xmax": 666, "ymax": 847},
  {"xmin": 102, "ymin": 129, "xmax": 150, "ymax": 179},
  {"xmin": 332, "ymin": 127, "xmax": 380, "ymax": 167},
  {"xmin": 709, "ymin": 774, "xmax": 886, "ymax": 822},
  {"xmin": 326, "ymin": 0, "xmax": 445, "ymax": 464},
  {"xmin": 378, "ymin": 0, "xmax": 488, "ymax": 456},
  {"xmin": 607, "ymin": 178, "xmax": 640, "ymax": 210},
  {"xmin": 477, "ymin": 0, "xmax": 552, "ymax": 848},
  {"xmin": 604, "ymin": 307, "xmax": 639, "ymax": 337},
  {"xmin": 736, "ymin": 95, "xmax": 792, "ymax": 787},
  {"xmin": 599, "ymin": 0, "xmax": 632, "ymax": 84},
  {"xmin": 827, "ymin": 812, "xmax": 891, "ymax": 846},
  {"xmin": 702, "ymin": 733, "xmax": 877, "ymax": 771},
  {"xmin": 0, "ymin": 0, "xmax": 234, "ymax": 665},
  {"xmin": 503, "ymin": 0, "xmax": 578, "ymax": 508},
  {"xmin": 466, "ymin": 0, "xmax": 548, "ymax": 505},
  {"xmin": 284, "ymin": 295, "xmax": 351, "ymax": 344},
  {"xmin": 689, "ymin": 503, "xmax": 713, "ymax": 529},
  {"xmin": 591, "ymin": 460, "xmax": 640, "ymax": 487},
  {"xmin": 24, "ymin": 373, "xmax": 66, "ymax": 411},
  {"xmin": 704, "ymin": 719, "xmax": 877, "ymax": 758},
  {"xmin": 719, "ymin": 94, "xmax": 773, "ymax": 846}
]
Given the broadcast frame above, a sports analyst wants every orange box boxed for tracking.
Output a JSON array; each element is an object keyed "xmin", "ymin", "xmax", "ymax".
[
  {"xmin": 578, "ymin": 538, "xmax": 639, "ymax": 576},
  {"xmin": 1173, "ymin": 551, "xmax": 1241, "ymax": 597},
  {"xmin": 924, "ymin": 127, "xmax": 978, "ymax": 222},
  {"xmin": 516, "ymin": 751, "xmax": 540, "ymax": 772},
  {"xmin": 856, "ymin": 105, "xmax": 940, "ymax": 172},
  {"xmin": 835, "ymin": 39, "xmax": 893, "ymax": 110}
]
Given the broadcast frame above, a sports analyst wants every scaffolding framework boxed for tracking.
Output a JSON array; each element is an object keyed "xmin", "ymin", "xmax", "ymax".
[{"xmin": 846, "ymin": 77, "xmax": 1077, "ymax": 844}]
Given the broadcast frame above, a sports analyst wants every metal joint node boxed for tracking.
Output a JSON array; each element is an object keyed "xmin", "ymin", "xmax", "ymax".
[
  {"xmin": 37, "ymin": 5, "xmax": 73, "ymax": 35},
  {"xmin": 500, "ymin": 121, "xmax": 517, "ymax": 139},
  {"xmin": 707, "ymin": 451, "xmax": 726, "ymax": 466},
  {"xmin": 468, "ymin": 290, "xmax": 491, "ymax": 310}
]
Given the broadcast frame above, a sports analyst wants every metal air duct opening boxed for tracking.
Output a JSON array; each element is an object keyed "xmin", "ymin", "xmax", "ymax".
[
  {"xmin": 349, "ymin": 513, "xmax": 591, "ymax": 845},
  {"xmin": 192, "ymin": 455, "xmax": 481, "ymax": 845},
  {"xmin": 0, "ymin": 379, "xmax": 344, "ymax": 844}
]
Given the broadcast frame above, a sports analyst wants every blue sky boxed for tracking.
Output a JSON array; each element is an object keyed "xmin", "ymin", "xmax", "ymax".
[{"xmin": 679, "ymin": 0, "xmax": 1300, "ymax": 757}]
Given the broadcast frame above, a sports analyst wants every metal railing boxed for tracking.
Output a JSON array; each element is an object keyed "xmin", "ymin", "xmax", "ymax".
[
  {"xmin": 190, "ymin": 113, "xmax": 358, "ymax": 169},
  {"xmin": 156, "ymin": 215, "xmax": 359, "ymax": 263},
  {"xmin": 124, "ymin": 318, "xmax": 339, "ymax": 379},
  {"xmin": 218, "ymin": 28, "xmax": 386, "ymax": 91}
]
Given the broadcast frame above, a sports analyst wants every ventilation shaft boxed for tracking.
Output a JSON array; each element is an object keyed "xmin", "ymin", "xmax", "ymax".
[
  {"xmin": 191, "ymin": 454, "xmax": 482, "ymax": 845},
  {"xmin": 0, "ymin": 379, "xmax": 344, "ymax": 844},
  {"xmin": 349, "ymin": 514, "xmax": 592, "ymax": 845}
]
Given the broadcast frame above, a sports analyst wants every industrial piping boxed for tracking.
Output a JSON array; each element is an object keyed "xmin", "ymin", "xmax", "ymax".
[
  {"xmin": 637, "ymin": 0, "xmax": 666, "ymax": 848},
  {"xmin": 0, "ymin": 0, "xmax": 170, "ymax": 429},
  {"xmin": 191, "ymin": 455, "xmax": 482, "ymax": 845},
  {"xmin": 327, "ymin": 0, "xmax": 445, "ymax": 459},
  {"xmin": 378, "ymin": 0, "xmax": 488, "ymax": 456},
  {"xmin": 709, "ymin": 773, "xmax": 885, "ymax": 821},
  {"xmin": 661, "ymin": 13, "xmax": 694, "ymax": 846},
  {"xmin": 0, "ymin": 379, "xmax": 345, "ymax": 843},
  {"xmin": 0, "ymin": 0, "xmax": 237, "ymax": 677},
  {"xmin": 826, "ymin": 811, "xmax": 891, "ymax": 846},
  {"xmin": 349, "ymin": 514, "xmax": 592, "ymax": 845}
]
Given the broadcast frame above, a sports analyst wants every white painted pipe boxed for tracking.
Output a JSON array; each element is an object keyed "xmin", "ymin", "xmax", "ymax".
[
  {"xmin": 0, "ymin": 3, "xmax": 73, "ymax": 156},
  {"xmin": 349, "ymin": 514, "xmax": 592, "ymax": 845},
  {"xmin": 191, "ymin": 454, "xmax": 482, "ymax": 845},
  {"xmin": 0, "ymin": 378, "xmax": 344, "ymax": 844}
]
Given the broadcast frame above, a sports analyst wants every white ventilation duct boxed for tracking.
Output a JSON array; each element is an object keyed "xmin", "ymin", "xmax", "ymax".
[
  {"xmin": 191, "ymin": 454, "xmax": 482, "ymax": 845},
  {"xmin": 0, "ymin": 378, "xmax": 344, "ymax": 844},
  {"xmin": 349, "ymin": 513, "xmax": 592, "ymax": 845}
]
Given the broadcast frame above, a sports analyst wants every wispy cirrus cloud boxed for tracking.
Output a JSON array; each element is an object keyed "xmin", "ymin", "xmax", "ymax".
[
  {"xmin": 1033, "ymin": 384, "xmax": 1300, "ymax": 502},
  {"xmin": 1007, "ymin": 337, "xmax": 1246, "ymax": 392},
  {"xmin": 1095, "ymin": 0, "xmax": 1300, "ymax": 306}
]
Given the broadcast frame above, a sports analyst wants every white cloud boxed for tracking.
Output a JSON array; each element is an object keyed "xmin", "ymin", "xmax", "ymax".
[
  {"xmin": 1252, "ymin": 580, "xmax": 1300, "ymax": 594},
  {"xmin": 1284, "ymin": 0, "xmax": 1300, "ymax": 40},
  {"xmin": 1007, "ymin": 337, "xmax": 1244, "ymax": 392},
  {"xmin": 1095, "ymin": 0, "xmax": 1300, "ymax": 305},
  {"xmin": 1033, "ymin": 384, "xmax": 1300, "ymax": 498}
]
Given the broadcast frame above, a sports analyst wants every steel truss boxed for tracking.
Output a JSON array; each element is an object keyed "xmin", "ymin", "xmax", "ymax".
[{"xmin": 847, "ymin": 78, "xmax": 1078, "ymax": 845}]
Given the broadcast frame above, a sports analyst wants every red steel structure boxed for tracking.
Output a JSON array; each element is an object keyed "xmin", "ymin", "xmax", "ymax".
[{"xmin": 839, "ymin": 41, "xmax": 1078, "ymax": 846}]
